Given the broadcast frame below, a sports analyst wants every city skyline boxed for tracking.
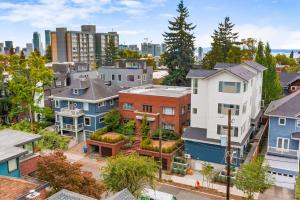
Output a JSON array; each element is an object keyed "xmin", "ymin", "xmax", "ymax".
[{"xmin": 0, "ymin": 0, "xmax": 300, "ymax": 49}]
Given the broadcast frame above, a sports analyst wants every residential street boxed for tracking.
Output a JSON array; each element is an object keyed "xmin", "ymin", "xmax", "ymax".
[{"xmin": 155, "ymin": 183, "xmax": 223, "ymax": 200}]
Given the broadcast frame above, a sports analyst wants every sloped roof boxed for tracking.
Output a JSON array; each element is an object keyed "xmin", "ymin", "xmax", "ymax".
[
  {"xmin": 265, "ymin": 91, "xmax": 300, "ymax": 118},
  {"xmin": 243, "ymin": 61, "xmax": 266, "ymax": 72},
  {"xmin": 214, "ymin": 63, "xmax": 237, "ymax": 69},
  {"xmin": 106, "ymin": 189, "xmax": 136, "ymax": 200},
  {"xmin": 280, "ymin": 72, "xmax": 300, "ymax": 88},
  {"xmin": 52, "ymin": 78, "xmax": 122, "ymax": 101},
  {"xmin": 47, "ymin": 189, "xmax": 96, "ymax": 200}
]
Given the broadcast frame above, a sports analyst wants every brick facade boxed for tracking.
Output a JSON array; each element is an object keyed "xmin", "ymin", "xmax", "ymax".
[
  {"xmin": 119, "ymin": 91, "xmax": 191, "ymax": 135},
  {"xmin": 20, "ymin": 155, "xmax": 40, "ymax": 176},
  {"xmin": 86, "ymin": 139, "xmax": 126, "ymax": 157}
]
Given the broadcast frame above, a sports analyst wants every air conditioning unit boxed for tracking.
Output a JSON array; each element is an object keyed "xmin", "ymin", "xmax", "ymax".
[{"xmin": 184, "ymin": 154, "xmax": 191, "ymax": 159}]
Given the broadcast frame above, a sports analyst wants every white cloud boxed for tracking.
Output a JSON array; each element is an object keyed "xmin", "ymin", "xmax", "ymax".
[{"xmin": 118, "ymin": 30, "xmax": 144, "ymax": 35}]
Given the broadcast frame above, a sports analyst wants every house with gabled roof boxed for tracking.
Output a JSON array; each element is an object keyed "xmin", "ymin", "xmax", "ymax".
[
  {"xmin": 264, "ymin": 90, "xmax": 300, "ymax": 189},
  {"xmin": 51, "ymin": 77, "xmax": 123, "ymax": 142},
  {"xmin": 182, "ymin": 61, "xmax": 266, "ymax": 167},
  {"xmin": 280, "ymin": 72, "xmax": 300, "ymax": 95}
]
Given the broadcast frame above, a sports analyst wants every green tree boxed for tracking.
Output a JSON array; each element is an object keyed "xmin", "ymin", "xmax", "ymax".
[
  {"xmin": 260, "ymin": 42, "xmax": 282, "ymax": 105},
  {"xmin": 45, "ymin": 45, "xmax": 52, "ymax": 63},
  {"xmin": 162, "ymin": 0, "xmax": 196, "ymax": 86},
  {"xmin": 275, "ymin": 54, "xmax": 296, "ymax": 66},
  {"xmin": 241, "ymin": 38, "xmax": 257, "ymax": 61},
  {"xmin": 37, "ymin": 130, "xmax": 70, "ymax": 150},
  {"xmin": 104, "ymin": 108, "xmax": 121, "ymax": 131},
  {"xmin": 202, "ymin": 17, "xmax": 239, "ymax": 69},
  {"xmin": 8, "ymin": 52, "xmax": 53, "ymax": 130},
  {"xmin": 104, "ymin": 35, "xmax": 118, "ymax": 66},
  {"xmin": 9, "ymin": 48, "xmax": 15, "ymax": 55},
  {"xmin": 290, "ymin": 50, "xmax": 294, "ymax": 59},
  {"xmin": 37, "ymin": 151, "xmax": 104, "ymax": 198},
  {"xmin": 255, "ymin": 41, "xmax": 265, "ymax": 65},
  {"xmin": 102, "ymin": 154, "xmax": 158, "ymax": 197},
  {"xmin": 20, "ymin": 50, "xmax": 26, "ymax": 61},
  {"xmin": 235, "ymin": 158, "xmax": 273, "ymax": 200},
  {"xmin": 141, "ymin": 115, "xmax": 150, "ymax": 138},
  {"xmin": 122, "ymin": 120, "xmax": 135, "ymax": 135},
  {"xmin": 118, "ymin": 49, "xmax": 141, "ymax": 59},
  {"xmin": 200, "ymin": 162, "xmax": 214, "ymax": 188}
]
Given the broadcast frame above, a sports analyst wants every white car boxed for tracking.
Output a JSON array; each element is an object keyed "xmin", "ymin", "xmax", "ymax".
[{"xmin": 141, "ymin": 188, "xmax": 177, "ymax": 200}]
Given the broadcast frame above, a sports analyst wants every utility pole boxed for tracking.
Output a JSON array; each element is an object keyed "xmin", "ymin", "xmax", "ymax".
[
  {"xmin": 159, "ymin": 114, "xmax": 163, "ymax": 181},
  {"xmin": 226, "ymin": 109, "xmax": 231, "ymax": 200}
]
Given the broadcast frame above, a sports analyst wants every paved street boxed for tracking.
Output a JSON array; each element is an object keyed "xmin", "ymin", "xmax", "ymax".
[{"xmin": 156, "ymin": 183, "xmax": 223, "ymax": 200}]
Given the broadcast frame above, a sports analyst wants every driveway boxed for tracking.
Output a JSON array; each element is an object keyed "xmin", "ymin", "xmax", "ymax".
[
  {"xmin": 258, "ymin": 186, "xmax": 294, "ymax": 200},
  {"xmin": 64, "ymin": 142, "xmax": 107, "ymax": 180}
]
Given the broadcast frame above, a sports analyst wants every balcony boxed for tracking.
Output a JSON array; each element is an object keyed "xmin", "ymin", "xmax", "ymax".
[
  {"xmin": 61, "ymin": 123, "xmax": 84, "ymax": 132},
  {"xmin": 58, "ymin": 108, "xmax": 84, "ymax": 117},
  {"xmin": 267, "ymin": 146, "xmax": 299, "ymax": 159}
]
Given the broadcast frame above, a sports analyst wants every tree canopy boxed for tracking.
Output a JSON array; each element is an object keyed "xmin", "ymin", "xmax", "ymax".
[
  {"xmin": 104, "ymin": 35, "xmax": 118, "ymax": 66},
  {"xmin": 102, "ymin": 154, "xmax": 158, "ymax": 197},
  {"xmin": 44, "ymin": 45, "xmax": 52, "ymax": 63},
  {"xmin": 162, "ymin": 0, "xmax": 196, "ymax": 86},
  {"xmin": 37, "ymin": 151, "xmax": 104, "ymax": 198}
]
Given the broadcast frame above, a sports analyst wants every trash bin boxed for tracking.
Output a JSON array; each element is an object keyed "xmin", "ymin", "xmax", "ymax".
[{"xmin": 83, "ymin": 146, "xmax": 87, "ymax": 153}]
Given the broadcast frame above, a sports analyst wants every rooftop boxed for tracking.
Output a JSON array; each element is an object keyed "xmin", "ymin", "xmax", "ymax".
[
  {"xmin": 119, "ymin": 84, "xmax": 191, "ymax": 98},
  {"xmin": 0, "ymin": 129, "xmax": 41, "ymax": 162},
  {"xmin": 106, "ymin": 189, "xmax": 136, "ymax": 200},
  {"xmin": 280, "ymin": 72, "xmax": 300, "ymax": 88},
  {"xmin": 48, "ymin": 189, "xmax": 96, "ymax": 200},
  {"xmin": 265, "ymin": 90, "xmax": 300, "ymax": 118}
]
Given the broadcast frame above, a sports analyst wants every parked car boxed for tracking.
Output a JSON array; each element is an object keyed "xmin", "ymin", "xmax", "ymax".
[{"xmin": 141, "ymin": 188, "xmax": 177, "ymax": 200}]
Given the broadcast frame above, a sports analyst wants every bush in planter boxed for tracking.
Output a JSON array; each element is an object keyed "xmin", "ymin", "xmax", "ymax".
[
  {"xmin": 122, "ymin": 120, "xmax": 135, "ymax": 135},
  {"xmin": 152, "ymin": 129, "xmax": 180, "ymax": 140}
]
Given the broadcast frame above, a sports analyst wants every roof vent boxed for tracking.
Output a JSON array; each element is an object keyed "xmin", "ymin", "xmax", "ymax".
[{"xmin": 26, "ymin": 189, "xmax": 40, "ymax": 199}]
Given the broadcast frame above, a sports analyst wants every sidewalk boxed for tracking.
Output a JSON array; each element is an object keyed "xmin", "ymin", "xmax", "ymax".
[{"xmin": 162, "ymin": 171, "xmax": 259, "ymax": 199}]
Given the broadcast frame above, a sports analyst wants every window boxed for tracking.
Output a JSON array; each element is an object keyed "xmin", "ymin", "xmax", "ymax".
[
  {"xmin": 143, "ymin": 105, "xmax": 152, "ymax": 113},
  {"xmin": 277, "ymin": 137, "xmax": 289, "ymax": 150},
  {"xmin": 127, "ymin": 75, "xmax": 135, "ymax": 82},
  {"xmin": 218, "ymin": 104, "xmax": 239, "ymax": 115},
  {"xmin": 242, "ymin": 102, "xmax": 247, "ymax": 114},
  {"xmin": 110, "ymin": 99, "xmax": 114, "ymax": 105},
  {"xmin": 83, "ymin": 102, "xmax": 89, "ymax": 111},
  {"xmin": 55, "ymin": 114, "xmax": 59, "ymax": 122},
  {"xmin": 187, "ymin": 104, "xmax": 191, "ymax": 111},
  {"xmin": 123, "ymin": 103, "xmax": 133, "ymax": 110},
  {"xmin": 112, "ymin": 74, "xmax": 115, "ymax": 81},
  {"xmin": 8, "ymin": 158, "xmax": 17, "ymax": 173},
  {"xmin": 98, "ymin": 101, "xmax": 106, "ymax": 107},
  {"xmin": 99, "ymin": 117, "xmax": 104, "ymax": 123},
  {"xmin": 55, "ymin": 100, "xmax": 60, "ymax": 108},
  {"xmin": 291, "ymin": 86, "xmax": 297, "ymax": 91},
  {"xmin": 219, "ymin": 81, "xmax": 241, "ymax": 93},
  {"xmin": 84, "ymin": 117, "xmax": 91, "ymax": 126},
  {"xmin": 192, "ymin": 108, "xmax": 197, "ymax": 114},
  {"xmin": 143, "ymin": 74, "xmax": 147, "ymax": 81},
  {"xmin": 137, "ymin": 75, "xmax": 141, "ymax": 80},
  {"xmin": 163, "ymin": 107, "xmax": 175, "ymax": 115},
  {"xmin": 73, "ymin": 89, "xmax": 79, "ymax": 94},
  {"xmin": 56, "ymin": 80, "xmax": 62, "ymax": 87},
  {"xmin": 217, "ymin": 125, "xmax": 238, "ymax": 137},
  {"xmin": 297, "ymin": 120, "xmax": 300, "ymax": 127},
  {"xmin": 23, "ymin": 142, "xmax": 33, "ymax": 155},
  {"xmin": 181, "ymin": 107, "xmax": 185, "ymax": 115},
  {"xmin": 100, "ymin": 73, "xmax": 105, "ymax": 80},
  {"xmin": 118, "ymin": 74, "xmax": 121, "ymax": 81},
  {"xmin": 193, "ymin": 79, "xmax": 198, "ymax": 94},
  {"xmin": 243, "ymin": 82, "xmax": 248, "ymax": 92},
  {"xmin": 278, "ymin": 118, "xmax": 286, "ymax": 126},
  {"xmin": 162, "ymin": 123, "xmax": 175, "ymax": 131}
]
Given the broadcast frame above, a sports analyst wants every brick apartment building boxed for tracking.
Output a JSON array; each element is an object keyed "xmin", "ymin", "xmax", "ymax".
[{"xmin": 118, "ymin": 85, "xmax": 191, "ymax": 135}]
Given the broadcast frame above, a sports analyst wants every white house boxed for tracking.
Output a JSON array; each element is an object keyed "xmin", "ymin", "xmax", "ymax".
[{"xmin": 183, "ymin": 61, "xmax": 266, "ymax": 166}]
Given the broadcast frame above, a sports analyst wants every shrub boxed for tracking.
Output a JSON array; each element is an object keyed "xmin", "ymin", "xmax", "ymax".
[
  {"xmin": 104, "ymin": 108, "xmax": 121, "ymax": 131},
  {"xmin": 152, "ymin": 129, "xmax": 180, "ymax": 140},
  {"xmin": 296, "ymin": 176, "xmax": 300, "ymax": 200},
  {"xmin": 140, "ymin": 139, "xmax": 183, "ymax": 153},
  {"xmin": 37, "ymin": 131, "xmax": 70, "ymax": 150},
  {"xmin": 122, "ymin": 120, "xmax": 135, "ymax": 135}
]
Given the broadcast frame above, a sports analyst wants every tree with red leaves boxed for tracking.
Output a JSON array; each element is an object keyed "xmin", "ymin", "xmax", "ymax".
[{"xmin": 36, "ymin": 151, "xmax": 104, "ymax": 199}]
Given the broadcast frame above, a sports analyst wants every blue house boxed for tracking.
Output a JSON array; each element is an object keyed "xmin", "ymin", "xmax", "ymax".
[
  {"xmin": 51, "ymin": 77, "xmax": 122, "ymax": 142},
  {"xmin": 0, "ymin": 129, "xmax": 41, "ymax": 178},
  {"xmin": 265, "ymin": 91, "xmax": 300, "ymax": 189}
]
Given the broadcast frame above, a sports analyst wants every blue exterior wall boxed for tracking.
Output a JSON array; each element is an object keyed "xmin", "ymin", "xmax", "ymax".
[
  {"xmin": 0, "ymin": 158, "xmax": 21, "ymax": 178},
  {"xmin": 184, "ymin": 140, "xmax": 241, "ymax": 166},
  {"xmin": 268, "ymin": 116, "xmax": 300, "ymax": 150}
]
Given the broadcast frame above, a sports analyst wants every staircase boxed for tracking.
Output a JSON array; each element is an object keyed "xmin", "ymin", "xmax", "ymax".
[{"xmin": 123, "ymin": 135, "xmax": 142, "ymax": 155}]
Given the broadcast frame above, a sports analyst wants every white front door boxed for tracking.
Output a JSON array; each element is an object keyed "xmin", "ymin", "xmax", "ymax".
[{"xmin": 277, "ymin": 137, "xmax": 289, "ymax": 151}]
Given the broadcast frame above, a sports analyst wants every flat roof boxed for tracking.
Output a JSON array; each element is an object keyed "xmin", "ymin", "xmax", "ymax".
[
  {"xmin": 119, "ymin": 84, "xmax": 191, "ymax": 98},
  {"xmin": 0, "ymin": 129, "xmax": 42, "ymax": 162}
]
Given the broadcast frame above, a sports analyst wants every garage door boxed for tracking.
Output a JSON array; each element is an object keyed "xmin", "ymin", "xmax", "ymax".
[
  {"xmin": 269, "ymin": 171, "xmax": 295, "ymax": 189},
  {"xmin": 101, "ymin": 147, "xmax": 112, "ymax": 157}
]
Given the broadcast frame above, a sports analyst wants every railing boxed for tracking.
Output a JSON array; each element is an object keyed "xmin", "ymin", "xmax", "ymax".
[
  {"xmin": 59, "ymin": 108, "xmax": 84, "ymax": 116},
  {"xmin": 62, "ymin": 123, "xmax": 84, "ymax": 132},
  {"xmin": 267, "ymin": 146, "xmax": 299, "ymax": 159}
]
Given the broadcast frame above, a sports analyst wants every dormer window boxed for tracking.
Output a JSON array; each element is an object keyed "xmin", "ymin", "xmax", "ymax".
[{"xmin": 73, "ymin": 89, "xmax": 79, "ymax": 95}]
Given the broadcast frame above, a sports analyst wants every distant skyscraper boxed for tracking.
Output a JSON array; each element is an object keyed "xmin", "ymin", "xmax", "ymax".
[
  {"xmin": 15, "ymin": 46, "xmax": 20, "ymax": 54},
  {"xmin": 161, "ymin": 43, "xmax": 166, "ymax": 53},
  {"xmin": 26, "ymin": 43, "xmax": 33, "ymax": 57},
  {"xmin": 33, "ymin": 32, "xmax": 42, "ymax": 53},
  {"xmin": 5, "ymin": 41, "xmax": 13, "ymax": 49},
  {"xmin": 198, "ymin": 47, "xmax": 203, "ymax": 61},
  {"xmin": 119, "ymin": 44, "xmax": 139, "ymax": 52},
  {"xmin": 141, "ymin": 42, "xmax": 161, "ymax": 56},
  {"xmin": 95, "ymin": 32, "xmax": 119, "ymax": 66},
  {"xmin": 0, "ymin": 43, "xmax": 3, "ymax": 54},
  {"xmin": 45, "ymin": 30, "xmax": 51, "ymax": 49}
]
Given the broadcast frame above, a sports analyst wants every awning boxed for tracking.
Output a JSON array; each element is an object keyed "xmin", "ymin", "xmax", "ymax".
[{"xmin": 292, "ymin": 132, "xmax": 300, "ymax": 140}]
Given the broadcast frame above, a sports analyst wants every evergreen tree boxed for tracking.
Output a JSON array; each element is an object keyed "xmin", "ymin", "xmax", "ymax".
[
  {"xmin": 255, "ymin": 42, "xmax": 282, "ymax": 105},
  {"xmin": 9, "ymin": 48, "xmax": 15, "ymax": 55},
  {"xmin": 202, "ymin": 17, "xmax": 240, "ymax": 69},
  {"xmin": 45, "ymin": 45, "xmax": 52, "ymax": 63},
  {"xmin": 104, "ymin": 35, "xmax": 118, "ymax": 66},
  {"xmin": 20, "ymin": 50, "xmax": 26, "ymax": 63},
  {"xmin": 162, "ymin": 0, "xmax": 196, "ymax": 86},
  {"xmin": 289, "ymin": 50, "xmax": 294, "ymax": 59}
]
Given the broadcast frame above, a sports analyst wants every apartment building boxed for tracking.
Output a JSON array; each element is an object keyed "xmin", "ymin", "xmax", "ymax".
[
  {"xmin": 98, "ymin": 59, "xmax": 153, "ymax": 88},
  {"xmin": 118, "ymin": 85, "xmax": 191, "ymax": 134},
  {"xmin": 183, "ymin": 61, "xmax": 266, "ymax": 167},
  {"xmin": 51, "ymin": 25, "xmax": 119, "ymax": 68}
]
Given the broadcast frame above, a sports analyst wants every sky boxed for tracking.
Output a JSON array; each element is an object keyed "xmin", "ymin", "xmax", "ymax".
[{"xmin": 0, "ymin": 0, "xmax": 300, "ymax": 49}]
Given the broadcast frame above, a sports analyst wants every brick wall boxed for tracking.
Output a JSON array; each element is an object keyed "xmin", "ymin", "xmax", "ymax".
[{"xmin": 20, "ymin": 155, "xmax": 40, "ymax": 176}]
